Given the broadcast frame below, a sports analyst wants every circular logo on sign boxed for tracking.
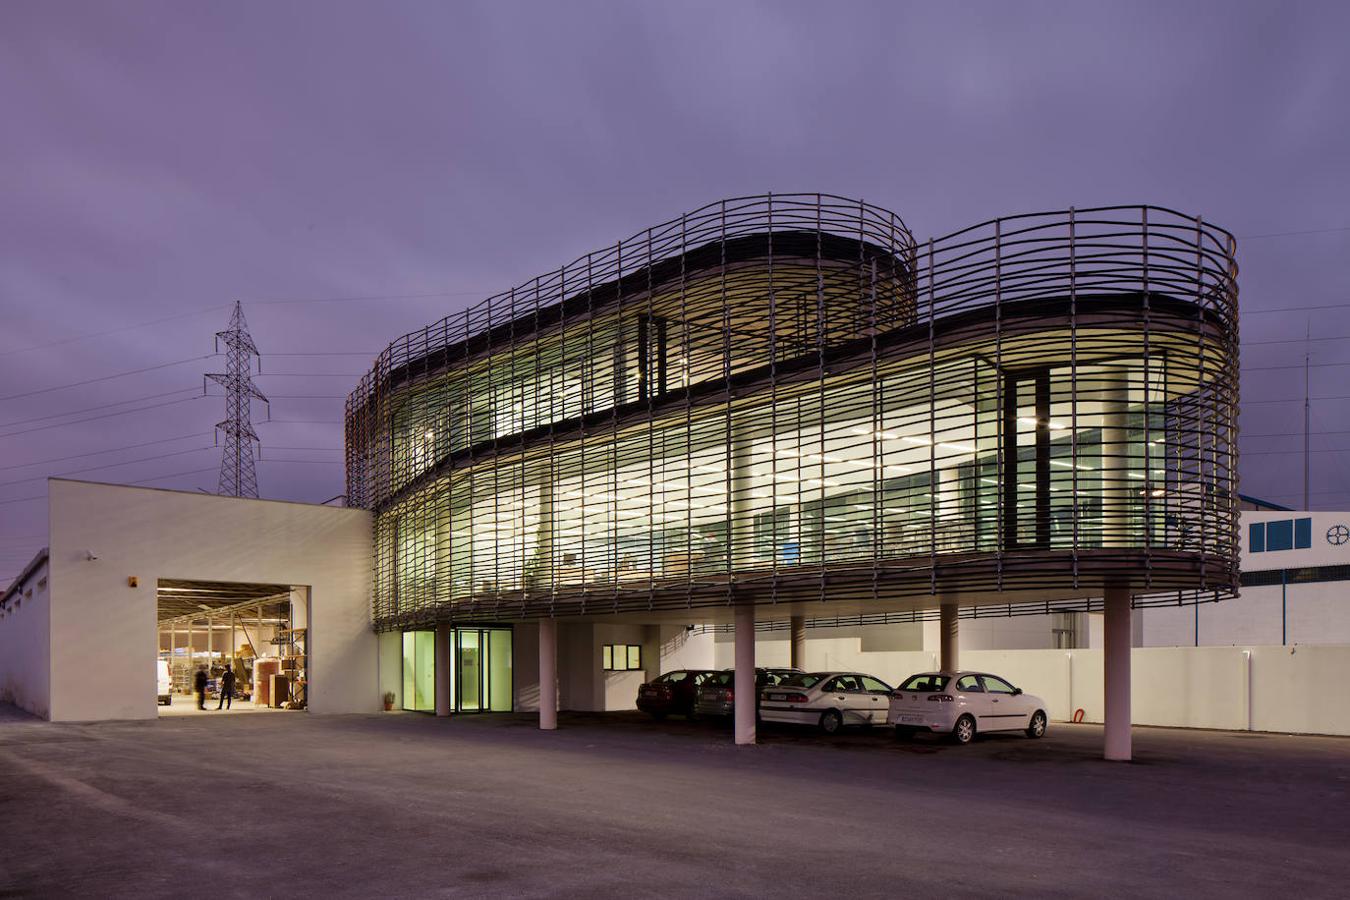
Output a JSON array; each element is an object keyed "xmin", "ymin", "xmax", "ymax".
[{"xmin": 1328, "ymin": 524, "xmax": 1350, "ymax": 546}]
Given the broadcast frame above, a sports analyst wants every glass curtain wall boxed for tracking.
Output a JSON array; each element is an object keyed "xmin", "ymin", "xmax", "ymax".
[{"xmin": 381, "ymin": 338, "xmax": 1181, "ymax": 613}]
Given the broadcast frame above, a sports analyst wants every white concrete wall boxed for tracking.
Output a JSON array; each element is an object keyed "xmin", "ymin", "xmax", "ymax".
[
  {"xmin": 772, "ymin": 636, "xmax": 1350, "ymax": 736},
  {"xmin": 47, "ymin": 479, "xmax": 376, "ymax": 722},
  {"xmin": 0, "ymin": 558, "xmax": 50, "ymax": 717},
  {"xmin": 657, "ymin": 625, "xmax": 716, "ymax": 671}
]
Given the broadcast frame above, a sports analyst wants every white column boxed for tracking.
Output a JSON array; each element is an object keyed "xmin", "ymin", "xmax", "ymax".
[
  {"xmin": 789, "ymin": 615, "xmax": 806, "ymax": 670},
  {"xmin": 939, "ymin": 603, "xmax": 959, "ymax": 672},
  {"xmin": 1104, "ymin": 585, "xmax": 1132, "ymax": 761},
  {"xmin": 734, "ymin": 603, "xmax": 756, "ymax": 746},
  {"xmin": 435, "ymin": 624, "xmax": 451, "ymax": 717},
  {"xmin": 539, "ymin": 618, "xmax": 557, "ymax": 730}
]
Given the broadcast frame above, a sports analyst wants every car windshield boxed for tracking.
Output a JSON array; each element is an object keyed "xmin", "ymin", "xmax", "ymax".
[
  {"xmin": 899, "ymin": 674, "xmax": 951, "ymax": 692},
  {"xmin": 706, "ymin": 672, "xmax": 733, "ymax": 686},
  {"xmin": 777, "ymin": 673, "xmax": 823, "ymax": 689}
]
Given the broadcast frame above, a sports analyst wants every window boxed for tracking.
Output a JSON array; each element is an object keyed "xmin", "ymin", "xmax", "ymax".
[
  {"xmin": 899, "ymin": 674, "xmax": 950, "ymax": 692},
  {"xmin": 1295, "ymin": 517, "xmax": 1312, "ymax": 549},
  {"xmin": 955, "ymin": 675, "xmax": 984, "ymax": 693},
  {"xmin": 860, "ymin": 676, "xmax": 891, "ymax": 693},
  {"xmin": 1250, "ymin": 517, "xmax": 1312, "ymax": 553},
  {"xmin": 779, "ymin": 673, "xmax": 823, "ymax": 689},
  {"xmin": 602, "ymin": 644, "xmax": 642, "ymax": 671},
  {"xmin": 981, "ymin": 675, "xmax": 1016, "ymax": 695},
  {"xmin": 827, "ymin": 675, "xmax": 863, "ymax": 692},
  {"xmin": 1266, "ymin": 519, "xmax": 1293, "ymax": 552}
]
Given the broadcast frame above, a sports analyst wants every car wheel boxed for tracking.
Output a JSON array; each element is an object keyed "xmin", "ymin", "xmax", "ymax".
[
  {"xmin": 1026, "ymin": 710, "xmax": 1047, "ymax": 739},
  {"xmin": 951, "ymin": 714, "xmax": 976, "ymax": 745},
  {"xmin": 819, "ymin": 709, "xmax": 843, "ymax": 735},
  {"xmin": 894, "ymin": 725, "xmax": 913, "ymax": 740}
]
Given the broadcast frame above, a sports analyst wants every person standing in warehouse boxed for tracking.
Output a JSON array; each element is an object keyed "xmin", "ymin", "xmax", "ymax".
[
  {"xmin": 194, "ymin": 667, "xmax": 208, "ymax": 710},
  {"xmin": 216, "ymin": 664, "xmax": 236, "ymax": 711}
]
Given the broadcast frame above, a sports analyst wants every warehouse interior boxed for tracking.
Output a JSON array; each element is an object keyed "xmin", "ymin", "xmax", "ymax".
[{"xmin": 157, "ymin": 578, "xmax": 309, "ymax": 713}]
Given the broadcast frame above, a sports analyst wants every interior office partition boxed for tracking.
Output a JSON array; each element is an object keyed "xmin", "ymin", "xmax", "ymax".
[{"xmin": 346, "ymin": 195, "xmax": 1239, "ymax": 630}]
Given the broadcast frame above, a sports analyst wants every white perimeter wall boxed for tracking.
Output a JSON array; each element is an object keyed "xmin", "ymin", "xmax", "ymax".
[
  {"xmin": 47, "ymin": 479, "xmax": 376, "ymax": 722},
  {"xmin": 0, "ymin": 559, "xmax": 51, "ymax": 717},
  {"xmin": 747, "ymin": 636, "xmax": 1350, "ymax": 737}
]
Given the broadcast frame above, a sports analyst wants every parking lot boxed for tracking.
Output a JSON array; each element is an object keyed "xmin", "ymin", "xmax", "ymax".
[{"xmin": 1, "ymin": 705, "xmax": 1348, "ymax": 897}]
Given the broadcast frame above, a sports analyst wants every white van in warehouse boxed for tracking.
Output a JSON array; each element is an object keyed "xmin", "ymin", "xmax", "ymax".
[{"xmin": 157, "ymin": 659, "xmax": 173, "ymax": 705}]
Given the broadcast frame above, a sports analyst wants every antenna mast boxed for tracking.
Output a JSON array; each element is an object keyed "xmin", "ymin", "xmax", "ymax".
[
  {"xmin": 1304, "ymin": 320, "xmax": 1311, "ymax": 510},
  {"xmin": 206, "ymin": 301, "xmax": 269, "ymax": 498}
]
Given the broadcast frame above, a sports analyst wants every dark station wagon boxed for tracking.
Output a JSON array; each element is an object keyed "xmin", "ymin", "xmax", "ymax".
[{"xmin": 636, "ymin": 669, "xmax": 721, "ymax": 719}]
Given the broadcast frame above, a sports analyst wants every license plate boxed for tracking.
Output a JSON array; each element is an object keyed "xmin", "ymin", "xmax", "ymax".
[
  {"xmin": 768, "ymin": 693, "xmax": 785, "ymax": 701},
  {"xmin": 900, "ymin": 715, "xmax": 923, "ymax": 724}
]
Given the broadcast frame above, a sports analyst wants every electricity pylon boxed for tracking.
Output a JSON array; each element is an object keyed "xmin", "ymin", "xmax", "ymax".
[{"xmin": 206, "ymin": 301, "xmax": 269, "ymax": 498}]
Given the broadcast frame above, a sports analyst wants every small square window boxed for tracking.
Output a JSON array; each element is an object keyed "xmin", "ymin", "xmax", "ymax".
[
  {"xmin": 1250, "ymin": 522, "xmax": 1265, "ymax": 553},
  {"xmin": 1295, "ymin": 517, "xmax": 1312, "ymax": 549},
  {"xmin": 602, "ymin": 644, "xmax": 642, "ymax": 671}
]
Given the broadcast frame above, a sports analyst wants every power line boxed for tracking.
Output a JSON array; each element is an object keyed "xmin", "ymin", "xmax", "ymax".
[
  {"xmin": 1242, "ymin": 362, "xmax": 1350, "ymax": 373},
  {"xmin": 1242, "ymin": 396, "xmax": 1350, "ymax": 405},
  {"xmin": 0, "ymin": 432, "xmax": 212, "ymax": 472},
  {"xmin": 0, "ymin": 494, "xmax": 47, "ymax": 507},
  {"xmin": 262, "ymin": 419, "xmax": 345, "ymax": 425},
  {"xmin": 128, "ymin": 467, "xmax": 219, "ymax": 486},
  {"xmin": 248, "ymin": 289, "xmax": 486, "ymax": 306},
  {"xmin": 1244, "ymin": 428, "xmax": 1350, "ymax": 438},
  {"xmin": 264, "ymin": 351, "xmax": 380, "ymax": 357},
  {"xmin": 2, "ymin": 304, "xmax": 228, "ymax": 357},
  {"xmin": 258, "ymin": 458, "xmax": 343, "ymax": 465},
  {"xmin": 1237, "ymin": 226, "xmax": 1350, "ymax": 240},
  {"xmin": 0, "ymin": 395, "xmax": 205, "ymax": 439},
  {"xmin": 1241, "ymin": 447, "xmax": 1350, "ymax": 457},
  {"xmin": 0, "ymin": 446, "xmax": 213, "ymax": 489},
  {"xmin": 1244, "ymin": 334, "xmax": 1350, "ymax": 347},
  {"xmin": 0, "ymin": 355, "xmax": 217, "ymax": 402},
  {"xmin": 1243, "ymin": 302, "xmax": 1350, "ymax": 315},
  {"xmin": 0, "ymin": 387, "xmax": 201, "ymax": 430},
  {"xmin": 207, "ymin": 392, "xmax": 345, "ymax": 400}
]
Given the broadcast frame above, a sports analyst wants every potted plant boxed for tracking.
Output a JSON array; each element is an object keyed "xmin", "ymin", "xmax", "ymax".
[{"xmin": 382, "ymin": 691, "xmax": 396, "ymax": 711}]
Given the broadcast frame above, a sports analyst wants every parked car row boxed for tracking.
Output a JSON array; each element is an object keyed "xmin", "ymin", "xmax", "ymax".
[{"xmin": 636, "ymin": 668, "xmax": 1047, "ymax": 744}]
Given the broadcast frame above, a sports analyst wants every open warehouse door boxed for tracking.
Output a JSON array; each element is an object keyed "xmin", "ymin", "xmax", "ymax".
[{"xmin": 157, "ymin": 579, "xmax": 310, "ymax": 715}]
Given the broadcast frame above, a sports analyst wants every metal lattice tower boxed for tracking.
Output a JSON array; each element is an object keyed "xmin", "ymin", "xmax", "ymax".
[{"xmin": 206, "ymin": 301, "xmax": 269, "ymax": 498}]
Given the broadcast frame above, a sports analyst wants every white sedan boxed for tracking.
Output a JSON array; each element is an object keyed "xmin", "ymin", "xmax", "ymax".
[
  {"xmin": 887, "ymin": 672, "xmax": 1047, "ymax": 744},
  {"xmin": 759, "ymin": 671, "xmax": 894, "ymax": 734}
]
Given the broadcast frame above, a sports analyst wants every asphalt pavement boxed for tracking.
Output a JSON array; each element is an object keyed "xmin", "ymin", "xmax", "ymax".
[{"xmin": 1, "ymin": 706, "xmax": 1346, "ymax": 897}]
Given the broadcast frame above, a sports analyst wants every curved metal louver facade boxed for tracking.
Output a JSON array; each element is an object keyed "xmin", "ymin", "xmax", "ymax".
[{"xmin": 345, "ymin": 195, "xmax": 1238, "ymax": 630}]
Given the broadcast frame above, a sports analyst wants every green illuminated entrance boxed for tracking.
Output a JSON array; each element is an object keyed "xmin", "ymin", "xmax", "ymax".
[{"xmin": 402, "ymin": 627, "xmax": 512, "ymax": 713}]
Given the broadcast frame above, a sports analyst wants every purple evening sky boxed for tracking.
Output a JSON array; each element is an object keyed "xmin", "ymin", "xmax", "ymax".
[{"xmin": 2, "ymin": 1, "xmax": 1349, "ymax": 582}]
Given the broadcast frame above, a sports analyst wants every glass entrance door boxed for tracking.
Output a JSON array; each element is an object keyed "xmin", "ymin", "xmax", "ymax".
[
  {"xmin": 457, "ymin": 630, "xmax": 481, "ymax": 711},
  {"xmin": 453, "ymin": 627, "xmax": 513, "ymax": 712}
]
